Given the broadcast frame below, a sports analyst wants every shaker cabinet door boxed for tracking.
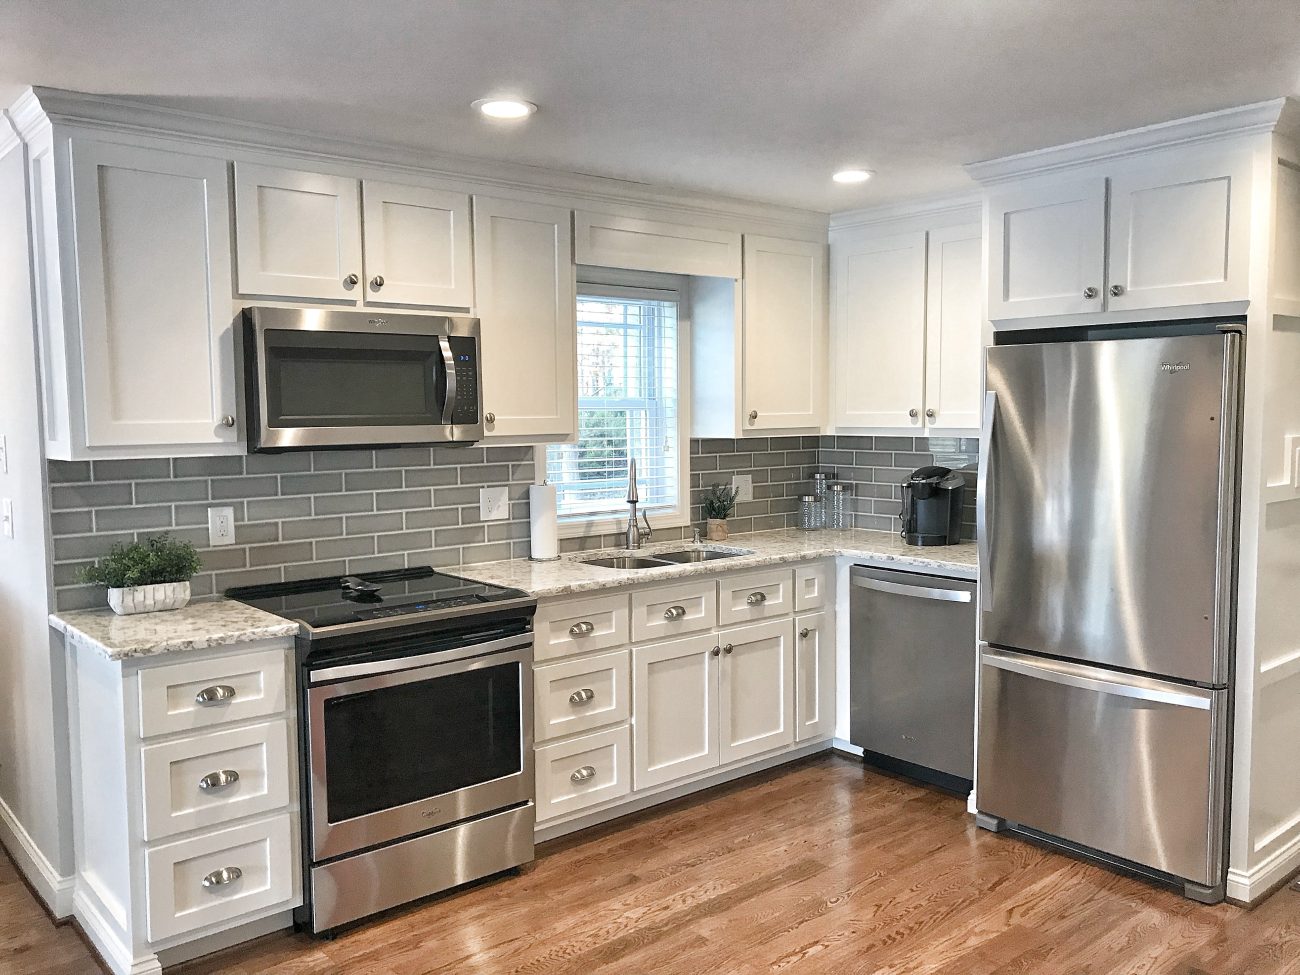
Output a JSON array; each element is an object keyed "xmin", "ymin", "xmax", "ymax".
[
  {"xmin": 794, "ymin": 611, "xmax": 834, "ymax": 742},
  {"xmin": 70, "ymin": 140, "xmax": 238, "ymax": 448},
  {"xmin": 361, "ymin": 181, "xmax": 473, "ymax": 308},
  {"xmin": 632, "ymin": 634, "xmax": 719, "ymax": 790},
  {"xmin": 923, "ymin": 224, "xmax": 983, "ymax": 432},
  {"xmin": 718, "ymin": 619, "xmax": 794, "ymax": 765},
  {"xmin": 472, "ymin": 196, "xmax": 577, "ymax": 441},
  {"xmin": 986, "ymin": 177, "xmax": 1107, "ymax": 320},
  {"xmin": 234, "ymin": 163, "xmax": 362, "ymax": 301}
]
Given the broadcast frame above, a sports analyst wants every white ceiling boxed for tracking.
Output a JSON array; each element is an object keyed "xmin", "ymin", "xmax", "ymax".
[{"xmin": 4, "ymin": 1, "xmax": 1300, "ymax": 213}]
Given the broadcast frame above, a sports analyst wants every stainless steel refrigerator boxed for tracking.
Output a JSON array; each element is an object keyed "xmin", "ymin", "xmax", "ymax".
[{"xmin": 975, "ymin": 326, "xmax": 1241, "ymax": 903}]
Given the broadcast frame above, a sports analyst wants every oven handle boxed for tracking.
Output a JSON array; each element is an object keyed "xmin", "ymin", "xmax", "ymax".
[{"xmin": 308, "ymin": 633, "xmax": 533, "ymax": 686}]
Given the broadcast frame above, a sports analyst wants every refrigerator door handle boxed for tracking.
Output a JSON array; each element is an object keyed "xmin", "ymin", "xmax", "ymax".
[
  {"xmin": 977, "ymin": 390, "xmax": 997, "ymax": 611},
  {"xmin": 981, "ymin": 647, "xmax": 1214, "ymax": 710}
]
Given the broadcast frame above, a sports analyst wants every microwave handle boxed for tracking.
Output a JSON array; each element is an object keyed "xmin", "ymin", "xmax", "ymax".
[{"xmin": 438, "ymin": 336, "xmax": 457, "ymax": 425}]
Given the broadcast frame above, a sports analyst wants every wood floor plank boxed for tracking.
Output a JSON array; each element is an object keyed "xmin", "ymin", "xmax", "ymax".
[{"xmin": 3, "ymin": 754, "xmax": 1297, "ymax": 975}]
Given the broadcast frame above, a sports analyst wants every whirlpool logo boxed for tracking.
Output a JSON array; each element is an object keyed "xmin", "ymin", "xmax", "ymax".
[
  {"xmin": 368, "ymin": 317, "xmax": 390, "ymax": 327},
  {"xmin": 1160, "ymin": 361, "xmax": 1191, "ymax": 374}
]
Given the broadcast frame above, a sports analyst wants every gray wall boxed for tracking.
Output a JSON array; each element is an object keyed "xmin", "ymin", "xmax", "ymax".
[{"xmin": 48, "ymin": 436, "xmax": 977, "ymax": 613}]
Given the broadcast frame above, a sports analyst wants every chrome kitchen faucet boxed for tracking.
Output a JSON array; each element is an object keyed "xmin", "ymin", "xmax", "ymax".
[{"xmin": 625, "ymin": 458, "xmax": 653, "ymax": 550}]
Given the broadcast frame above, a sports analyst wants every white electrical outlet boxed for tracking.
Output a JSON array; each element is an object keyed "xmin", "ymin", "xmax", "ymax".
[
  {"xmin": 207, "ymin": 506, "xmax": 236, "ymax": 547},
  {"xmin": 731, "ymin": 473, "xmax": 753, "ymax": 504},
  {"xmin": 1, "ymin": 498, "xmax": 12, "ymax": 539},
  {"xmin": 479, "ymin": 486, "xmax": 509, "ymax": 521}
]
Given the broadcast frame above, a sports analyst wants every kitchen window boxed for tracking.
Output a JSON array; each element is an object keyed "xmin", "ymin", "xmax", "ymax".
[{"xmin": 545, "ymin": 277, "xmax": 688, "ymax": 535}]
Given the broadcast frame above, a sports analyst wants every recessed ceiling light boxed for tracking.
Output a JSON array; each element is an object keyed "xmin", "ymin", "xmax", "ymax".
[
  {"xmin": 832, "ymin": 168, "xmax": 874, "ymax": 184},
  {"xmin": 473, "ymin": 98, "xmax": 537, "ymax": 120}
]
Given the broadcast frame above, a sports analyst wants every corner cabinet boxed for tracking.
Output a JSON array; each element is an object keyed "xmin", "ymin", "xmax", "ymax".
[
  {"xmin": 31, "ymin": 137, "xmax": 242, "ymax": 459},
  {"xmin": 472, "ymin": 196, "xmax": 577, "ymax": 442},
  {"xmin": 830, "ymin": 217, "xmax": 982, "ymax": 435},
  {"xmin": 986, "ymin": 147, "xmax": 1252, "ymax": 321}
]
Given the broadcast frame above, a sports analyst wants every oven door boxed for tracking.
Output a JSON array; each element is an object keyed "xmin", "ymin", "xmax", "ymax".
[{"xmin": 306, "ymin": 634, "xmax": 533, "ymax": 861}]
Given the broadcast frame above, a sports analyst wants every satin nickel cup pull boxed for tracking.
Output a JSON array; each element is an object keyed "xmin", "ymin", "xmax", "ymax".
[
  {"xmin": 746, "ymin": 591, "xmax": 767, "ymax": 605},
  {"xmin": 663, "ymin": 605, "xmax": 687, "ymax": 621},
  {"xmin": 198, "ymin": 769, "xmax": 240, "ymax": 791},
  {"xmin": 568, "ymin": 621, "xmax": 595, "ymax": 637},
  {"xmin": 570, "ymin": 766, "xmax": 596, "ymax": 783},
  {"xmin": 201, "ymin": 866, "xmax": 243, "ymax": 889},
  {"xmin": 194, "ymin": 684, "xmax": 236, "ymax": 705},
  {"xmin": 568, "ymin": 688, "xmax": 595, "ymax": 705}
]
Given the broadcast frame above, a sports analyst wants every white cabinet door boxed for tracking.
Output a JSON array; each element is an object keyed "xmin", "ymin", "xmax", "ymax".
[
  {"xmin": 361, "ymin": 181, "xmax": 473, "ymax": 308},
  {"xmin": 741, "ymin": 235, "xmax": 826, "ymax": 431},
  {"xmin": 831, "ymin": 230, "xmax": 926, "ymax": 430},
  {"xmin": 473, "ymin": 196, "xmax": 577, "ymax": 441},
  {"xmin": 719, "ymin": 619, "xmax": 793, "ymax": 764},
  {"xmin": 632, "ymin": 633, "xmax": 719, "ymax": 790},
  {"xmin": 923, "ymin": 224, "xmax": 983, "ymax": 432},
  {"xmin": 69, "ymin": 141, "xmax": 238, "ymax": 448},
  {"xmin": 1106, "ymin": 153, "xmax": 1251, "ymax": 312},
  {"xmin": 234, "ymin": 163, "xmax": 362, "ymax": 301},
  {"xmin": 986, "ymin": 177, "xmax": 1107, "ymax": 320},
  {"xmin": 794, "ymin": 611, "xmax": 834, "ymax": 743}
]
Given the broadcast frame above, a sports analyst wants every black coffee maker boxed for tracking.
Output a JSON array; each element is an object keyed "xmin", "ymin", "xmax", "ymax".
[{"xmin": 900, "ymin": 466, "xmax": 965, "ymax": 546}]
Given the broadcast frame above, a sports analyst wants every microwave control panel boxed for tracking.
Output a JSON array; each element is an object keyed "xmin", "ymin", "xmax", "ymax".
[{"xmin": 448, "ymin": 336, "xmax": 480, "ymax": 424}]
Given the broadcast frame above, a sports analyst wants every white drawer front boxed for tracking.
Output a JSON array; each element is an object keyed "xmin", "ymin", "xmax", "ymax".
[
  {"xmin": 631, "ymin": 579, "xmax": 717, "ymax": 643},
  {"xmin": 145, "ymin": 813, "xmax": 298, "ymax": 942},
  {"xmin": 137, "ymin": 647, "xmax": 288, "ymax": 739},
  {"xmin": 535, "ymin": 650, "xmax": 629, "ymax": 743},
  {"xmin": 140, "ymin": 721, "xmax": 291, "ymax": 841},
  {"xmin": 794, "ymin": 563, "xmax": 829, "ymax": 612},
  {"xmin": 534, "ymin": 592, "xmax": 630, "ymax": 662},
  {"xmin": 718, "ymin": 568, "xmax": 794, "ymax": 626},
  {"xmin": 536, "ymin": 726, "xmax": 631, "ymax": 822}
]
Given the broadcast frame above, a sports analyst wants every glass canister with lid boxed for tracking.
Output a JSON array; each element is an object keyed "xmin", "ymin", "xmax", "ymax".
[
  {"xmin": 826, "ymin": 481, "xmax": 849, "ymax": 529},
  {"xmin": 798, "ymin": 494, "xmax": 826, "ymax": 531}
]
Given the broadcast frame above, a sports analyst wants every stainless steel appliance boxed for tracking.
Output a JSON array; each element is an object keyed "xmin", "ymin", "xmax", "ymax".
[
  {"xmin": 976, "ymin": 324, "xmax": 1241, "ymax": 903},
  {"xmin": 900, "ymin": 466, "xmax": 965, "ymax": 546},
  {"xmin": 240, "ymin": 306, "xmax": 482, "ymax": 451},
  {"xmin": 228, "ymin": 567, "xmax": 537, "ymax": 933},
  {"xmin": 849, "ymin": 566, "xmax": 977, "ymax": 792}
]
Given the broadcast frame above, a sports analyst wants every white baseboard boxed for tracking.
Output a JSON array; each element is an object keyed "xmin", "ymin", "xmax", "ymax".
[
  {"xmin": 1227, "ymin": 827, "xmax": 1300, "ymax": 904},
  {"xmin": 73, "ymin": 883, "xmax": 159, "ymax": 975},
  {"xmin": 0, "ymin": 792, "xmax": 74, "ymax": 918},
  {"xmin": 830, "ymin": 737, "xmax": 863, "ymax": 757}
]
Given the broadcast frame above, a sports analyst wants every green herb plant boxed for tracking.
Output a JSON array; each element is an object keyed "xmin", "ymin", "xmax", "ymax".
[
  {"xmin": 78, "ymin": 533, "xmax": 203, "ymax": 589},
  {"xmin": 701, "ymin": 483, "xmax": 739, "ymax": 521}
]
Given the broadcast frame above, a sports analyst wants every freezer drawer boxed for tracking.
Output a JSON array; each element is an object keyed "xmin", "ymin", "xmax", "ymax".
[
  {"xmin": 849, "ymin": 567, "xmax": 977, "ymax": 783},
  {"xmin": 977, "ymin": 647, "xmax": 1227, "ymax": 888}
]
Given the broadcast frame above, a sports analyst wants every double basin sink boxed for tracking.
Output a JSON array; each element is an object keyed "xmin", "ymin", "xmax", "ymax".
[{"xmin": 581, "ymin": 548, "xmax": 751, "ymax": 570}]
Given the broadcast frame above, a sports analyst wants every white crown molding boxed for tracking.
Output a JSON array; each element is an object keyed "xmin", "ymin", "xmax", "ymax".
[
  {"xmin": 829, "ymin": 190, "xmax": 982, "ymax": 232},
  {"xmin": 966, "ymin": 98, "xmax": 1293, "ymax": 185},
  {"xmin": 21, "ymin": 87, "xmax": 828, "ymax": 234},
  {"xmin": 7, "ymin": 87, "xmax": 49, "ymax": 142},
  {"xmin": 0, "ymin": 113, "xmax": 19, "ymax": 159}
]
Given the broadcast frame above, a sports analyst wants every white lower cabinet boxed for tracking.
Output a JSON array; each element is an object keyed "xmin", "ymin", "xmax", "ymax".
[
  {"xmin": 718, "ymin": 619, "xmax": 794, "ymax": 764},
  {"xmin": 632, "ymin": 632, "xmax": 721, "ymax": 790},
  {"xmin": 534, "ymin": 649, "xmax": 630, "ymax": 743},
  {"xmin": 794, "ymin": 611, "xmax": 835, "ymax": 742},
  {"xmin": 535, "ymin": 726, "xmax": 632, "ymax": 821}
]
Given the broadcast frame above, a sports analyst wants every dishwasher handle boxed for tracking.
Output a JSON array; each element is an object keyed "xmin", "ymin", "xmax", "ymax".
[{"xmin": 851, "ymin": 575, "xmax": 972, "ymax": 603}]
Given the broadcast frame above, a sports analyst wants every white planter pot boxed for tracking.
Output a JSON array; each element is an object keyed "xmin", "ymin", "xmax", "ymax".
[{"xmin": 107, "ymin": 581, "xmax": 191, "ymax": 616}]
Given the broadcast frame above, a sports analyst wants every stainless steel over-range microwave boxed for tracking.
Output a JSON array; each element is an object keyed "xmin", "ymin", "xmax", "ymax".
[{"xmin": 240, "ymin": 307, "xmax": 483, "ymax": 452}]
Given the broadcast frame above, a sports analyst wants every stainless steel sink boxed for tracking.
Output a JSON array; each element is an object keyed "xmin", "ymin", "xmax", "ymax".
[
  {"xmin": 653, "ymin": 548, "xmax": 751, "ymax": 564},
  {"xmin": 579, "ymin": 555, "xmax": 673, "ymax": 570}
]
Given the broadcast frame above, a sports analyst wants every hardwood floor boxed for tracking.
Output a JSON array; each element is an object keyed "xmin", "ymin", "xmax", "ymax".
[{"xmin": 5, "ymin": 754, "xmax": 1299, "ymax": 974}]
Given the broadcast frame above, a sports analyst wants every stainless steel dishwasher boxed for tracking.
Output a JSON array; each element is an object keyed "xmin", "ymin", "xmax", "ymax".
[{"xmin": 849, "ymin": 566, "xmax": 977, "ymax": 792}]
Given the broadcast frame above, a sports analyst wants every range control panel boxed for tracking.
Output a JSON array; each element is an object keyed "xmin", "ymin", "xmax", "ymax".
[{"xmin": 448, "ymin": 336, "xmax": 480, "ymax": 425}]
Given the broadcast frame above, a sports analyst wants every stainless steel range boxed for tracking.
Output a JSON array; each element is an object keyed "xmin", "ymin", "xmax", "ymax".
[{"xmin": 228, "ymin": 567, "xmax": 537, "ymax": 933}]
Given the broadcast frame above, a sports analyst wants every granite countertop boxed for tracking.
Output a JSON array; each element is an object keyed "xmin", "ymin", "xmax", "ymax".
[
  {"xmin": 49, "ymin": 528, "xmax": 976, "ymax": 661},
  {"xmin": 456, "ymin": 527, "xmax": 977, "ymax": 598},
  {"xmin": 50, "ymin": 599, "xmax": 300, "ymax": 662}
]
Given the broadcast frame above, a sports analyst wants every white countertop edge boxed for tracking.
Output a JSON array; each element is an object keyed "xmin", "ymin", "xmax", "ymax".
[{"xmin": 49, "ymin": 605, "xmax": 300, "ymax": 662}]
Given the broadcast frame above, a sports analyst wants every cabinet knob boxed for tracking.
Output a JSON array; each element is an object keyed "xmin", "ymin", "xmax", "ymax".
[
  {"xmin": 343, "ymin": 273, "xmax": 359, "ymax": 288},
  {"xmin": 748, "ymin": 410, "xmax": 758, "ymax": 423},
  {"xmin": 194, "ymin": 684, "xmax": 236, "ymax": 705},
  {"xmin": 909, "ymin": 408, "xmax": 919, "ymax": 419},
  {"xmin": 198, "ymin": 769, "xmax": 240, "ymax": 791},
  {"xmin": 723, "ymin": 643, "xmax": 734, "ymax": 655},
  {"xmin": 800, "ymin": 627, "xmax": 811, "ymax": 638},
  {"xmin": 1109, "ymin": 284, "xmax": 1125, "ymax": 297},
  {"xmin": 711, "ymin": 646, "xmax": 721, "ymax": 657},
  {"xmin": 663, "ymin": 605, "xmax": 687, "ymax": 621},
  {"xmin": 484, "ymin": 412, "xmax": 496, "ymax": 424},
  {"xmin": 1083, "ymin": 287, "xmax": 1099, "ymax": 300},
  {"xmin": 201, "ymin": 866, "xmax": 243, "ymax": 889},
  {"xmin": 925, "ymin": 408, "xmax": 936, "ymax": 420},
  {"xmin": 371, "ymin": 275, "xmax": 385, "ymax": 290},
  {"xmin": 570, "ymin": 765, "xmax": 596, "ymax": 783},
  {"xmin": 568, "ymin": 687, "xmax": 595, "ymax": 705},
  {"xmin": 219, "ymin": 414, "xmax": 236, "ymax": 428}
]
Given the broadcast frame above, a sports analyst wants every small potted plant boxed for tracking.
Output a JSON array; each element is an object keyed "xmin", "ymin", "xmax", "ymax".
[
  {"xmin": 78, "ymin": 533, "xmax": 203, "ymax": 616},
  {"xmin": 701, "ymin": 483, "xmax": 739, "ymax": 541}
]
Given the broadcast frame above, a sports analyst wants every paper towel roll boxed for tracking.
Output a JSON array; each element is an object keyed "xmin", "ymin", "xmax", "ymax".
[{"xmin": 529, "ymin": 483, "xmax": 559, "ymax": 561}]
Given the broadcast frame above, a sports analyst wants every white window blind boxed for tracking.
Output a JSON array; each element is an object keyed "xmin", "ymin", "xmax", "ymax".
[{"xmin": 546, "ymin": 285, "xmax": 681, "ymax": 522}]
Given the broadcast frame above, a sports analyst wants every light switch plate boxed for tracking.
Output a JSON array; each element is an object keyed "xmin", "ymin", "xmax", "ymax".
[
  {"xmin": 1, "ymin": 498, "xmax": 12, "ymax": 539},
  {"xmin": 479, "ymin": 486, "xmax": 509, "ymax": 521},
  {"xmin": 207, "ymin": 506, "xmax": 236, "ymax": 547},
  {"xmin": 731, "ymin": 474, "xmax": 753, "ymax": 504}
]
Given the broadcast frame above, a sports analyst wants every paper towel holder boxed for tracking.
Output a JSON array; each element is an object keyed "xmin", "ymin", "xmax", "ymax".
[{"xmin": 529, "ymin": 479, "xmax": 562, "ymax": 562}]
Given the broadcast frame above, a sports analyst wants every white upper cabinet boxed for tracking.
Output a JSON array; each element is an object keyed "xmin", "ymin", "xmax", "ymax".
[
  {"xmin": 472, "ymin": 196, "xmax": 577, "ymax": 441},
  {"xmin": 986, "ymin": 177, "xmax": 1107, "ymax": 320},
  {"xmin": 741, "ymin": 234, "xmax": 827, "ymax": 431},
  {"xmin": 361, "ymin": 180, "xmax": 473, "ymax": 307},
  {"xmin": 1106, "ymin": 151, "xmax": 1251, "ymax": 312},
  {"xmin": 923, "ymin": 225, "xmax": 984, "ymax": 431},
  {"xmin": 66, "ymin": 140, "xmax": 238, "ymax": 453},
  {"xmin": 831, "ymin": 230, "xmax": 927, "ymax": 430},
  {"xmin": 234, "ymin": 163, "xmax": 363, "ymax": 302},
  {"xmin": 575, "ymin": 211, "xmax": 741, "ymax": 278}
]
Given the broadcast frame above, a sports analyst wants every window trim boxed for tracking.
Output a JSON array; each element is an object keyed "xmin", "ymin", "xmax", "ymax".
[{"xmin": 551, "ymin": 271, "xmax": 691, "ymax": 541}]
